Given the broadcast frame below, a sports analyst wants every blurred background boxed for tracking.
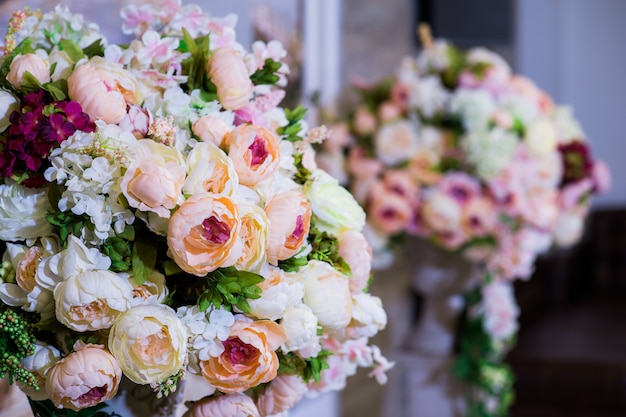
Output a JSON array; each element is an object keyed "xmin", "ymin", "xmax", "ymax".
[{"xmin": 1, "ymin": 0, "xmax": 625, "ymax": 416}]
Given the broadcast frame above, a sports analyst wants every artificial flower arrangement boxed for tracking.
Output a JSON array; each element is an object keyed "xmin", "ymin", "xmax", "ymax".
[
  {"xmin": 0, "ymin": 2, "xmax": 392, "ymax": 416},
  {"xmin": 317, "ymin": 28, "xmax": 610, "ymax": 416}
]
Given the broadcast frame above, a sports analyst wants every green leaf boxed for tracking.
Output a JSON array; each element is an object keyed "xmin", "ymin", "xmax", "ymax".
[
  {"xmin": 132, "ymin": 238, "xmax": 158, "ymax": 285},
  {"xmin": 277, "ymin": 256, "xmax": 308, "ymax": 272},
  {"xmin": 182, "ymin": 28, "xmax": 198, "ymax": 55},
  {"xmin": 44, "ymin": 79, "xmax": 68, "ymax": 101},
  {"xmin": 250, "ymin": 58, "xmax": 282, "ymax": 86},
  {"xmin": 59, "ymin": 39, "xmax": 85, "ymax": 62},
  {"xmin": 82, "ymin": 38, "xmax": 106, "ymax": 58},
  {"xmin": 20, "ymin": 71, "xmax": 43, "ymax": 93}
]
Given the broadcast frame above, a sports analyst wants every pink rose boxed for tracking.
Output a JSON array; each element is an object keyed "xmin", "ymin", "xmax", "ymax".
[
  {"xmin": 256, "ymin": 374, "xmax": 308, "ymax": 417},
  {"xmin": 461, "ymin": 196, "xmax": 497, "ymax": 236},
  {"xmin": 368, "ymin": 183, "xmax": 413, "ymax": 235},
  {"xmin": 224, "ymin": 124, "xmax": 281, "ymax": 186},
  {"xmin": 208, "ymin": 48, "xmax": 254, "ymax": 110},
  {"xmin": 7, "ymin": 53, "xmax": 50, "ymax": 89},
  {"xmin": 45, "ymin": 344, "xmax": 121, "ymax": 411},
  {"xmin": 199, "ymin": 319, "xmax": 285, "ymax": 394},
  {"xmin": 378, "ymin": 101, "xmax": 402, "ymax": 122},
  {"xmin": 347, "ymin": 147, "xmax": 383, "ymax": 181},
  {"xmin": 68, "ymin": 63, "xmax": 128, "ymax": 124},
  {"xmin": 120, "ymin": 140, "xmax": 186, "ymax": 218},
  {"xmin": 353, "ymin": 106, "xmax": 377, "ymax": 136},
  {"xmin": 167, "ymin": 193, "xmax": 243, "ymax": 276},
  {"xmin": 192, "ymin": 115, "xmax": 231, "ymax": 146},
  {"xmin": 338, "ymin": 230, "xmax": 373, "ymax": 294},
  {"xmin": 265, "ymin": 190, "xmax": 311, "ymax": 265},
  {"xmin": 592, "ymin": 159, "xmax": 611, "ymax": 194},
  {"xmin": 184, "ymin": 393, "xmax": 260, "ymax": 417},
  {"xmin": 481, "ymin": 281, "xmax": 519, "ymax": 341},
  {"xmin": 382, "ymin": 169, "xmax": 420, "ymax": 202}
]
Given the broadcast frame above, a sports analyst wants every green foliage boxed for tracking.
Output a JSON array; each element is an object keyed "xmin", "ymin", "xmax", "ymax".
[
  {"xmin": 59, "ymin": 39, "xmax": 85, "ymax": 63},
  {"xmin": 250, "ymin": 58, "xmax": 282, "ymax": 86},
  {"xmin": 277, "ymin": 255, "xmax": 308, "ymax": 272},
  {"xmin": 82, "ymin": 39, "xmax": 106, "ymax": 58},
  {"xmin": 276, "ymin": 105, "xmax": 307, "ymax": 142},
  {"xmin": 195, "ymin": 267, "xmax": 264, "ymax": 313},
  {"xmin": 292, "ymin": 152, "xmax": 312, "ymax": 185},
  {"xmin": 132, "ymin": 238, "xmax": 158, "ymax": 285},
  {"xmin": 45, "ymin": 211, "xmax": 93, "ymax": 246},
  {"xmin": 307, "ymin": 225, "xmax": 351, "ymax": 275},
  {"xmin": 28, "ymin": 399, "xmax": 113, "ymax": 417},
  {"xmin": 355, "ymin": 77, "xmax": 394, "ymax": 113},
  {"xmin": 180, "ymin": 29, "xmax": 211, "ymax": 92},
  {"xmin": 277, "ymin": 350, "xmax": 332, "ymax": 383}
]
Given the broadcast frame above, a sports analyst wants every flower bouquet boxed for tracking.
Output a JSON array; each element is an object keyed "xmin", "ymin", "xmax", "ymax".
[
  {"xmin": 0, "ymin": 2, "xmax": 391, "ymax": 416},
  {"xmin": 317, "ymin": 29, "xmax": 609, "ymax": 416}
]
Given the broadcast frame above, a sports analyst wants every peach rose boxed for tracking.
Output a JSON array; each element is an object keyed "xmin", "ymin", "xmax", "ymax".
[
  {"xmin": 68, "ymin": 62, "xmax": 128, "ymax": 124},
  {"xmin": 46, "ymin": 344, "xmax": 121, "ymax": 411},
  {"xmin": 338, "ymin": 230, "xmax": 373, "ymax": 294},
  {"xmin": 224, "ymin": 124, "xmax": 280, "ymax": 186},
  {"xmin": 184, "ymin": 393, "xmax": 260, "ymax": 417},
  {"xmin": 16, "ymin": 246, "xmax": 43, "ymax": 293},
  {"xmin": 192, "ymin": 115, "xmax": 231, "ymax": 146},
  {"xmin": 375, "ymin": 120, "xmax": 419, "ymax": 166},
  {"xmin": 121, "ymin": 139, "xmax": 186, "ymax": 218},
  {"xmin": 184, "ymin": 142, "xmax": 239, "ymax": 197},
  {"xmin": 265, "ymin": 190, "xmax": 311, "ymax": 265},
  {"xmin": 167, "ymin": 193, "xmax": 243, "ymax": 276},
  {"xmin": 208, "ymin": 48, "xmax": 254, "ymax": 110},
  {"xmin": 7, "ymin": 53, "xmax": 50, "ymax": 89},
  {"xmin": 256, "ymin": 374, "xmax": 308, "ymax": 417},
  {"xmin": 199, "ymin": 318, "xmax": 285, "ymax": 394}
]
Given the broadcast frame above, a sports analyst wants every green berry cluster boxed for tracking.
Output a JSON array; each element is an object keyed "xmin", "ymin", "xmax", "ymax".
[{"xmin": 0, "ymin": 306, "xmax": 39, "ymax": 390}]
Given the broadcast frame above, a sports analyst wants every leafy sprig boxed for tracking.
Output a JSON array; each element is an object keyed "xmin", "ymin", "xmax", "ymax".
[
  {"xmin": 277, "ymin": 105, "xmax": 307, "ymax": 142},
  {"xmin": 195, "ymin": 267, "xmax": 264, "ymax": 313},
  {"xmin": 307, "ymin": 225, "xmax": 351, "ymax": 275},
  {"xmin": 277, "ymin": 349, "xmax": 332, "ymax": 384},
  {"xmin": 250, "ymin": 58, "xmax": 282, "ymax": 86}
]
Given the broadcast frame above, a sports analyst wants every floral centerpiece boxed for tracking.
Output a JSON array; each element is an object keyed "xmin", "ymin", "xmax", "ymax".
[
  {"xmin": 0, "ymin": 2, "xmax": 392, "ymax": 416},
  {"xmin": 317, "ymin": 28, "xmax": 609, "ymax": 416}
]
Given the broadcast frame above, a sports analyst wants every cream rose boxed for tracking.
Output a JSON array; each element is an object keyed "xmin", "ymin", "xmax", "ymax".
[
  {"xmin": 374, "ymin": 120, "xmax": 419, "ymax": 166},
  {"xmin": 7, "ymin": 53, "xmax": 50, "ymax": 89},
  {"xmin": 248, "ymin": 266, "xmax": 303, "ymax": 321},
  {"xmin": 421, "ymin": 191, "xmax": 463, "ymax": 233},
  {"xmin": 525, "ymin": 118, "xmax": 557, "ymax": 157},
  {"xmin": 300, "ymin": 260, "xmax": 352, "ymax": 330},
  {"xmin": 54, "ymin": 270, "xmax": 133, "ymax": 331},
  {"xmin": 184, "ymin": 393, "xmax": 260, "ymax": 417},
  {"xmin": 167, "ymin": 192, "xmax": 243, "ymax": 276},
  {"xmin": 265, "ymin": 190, "xmax": 311, "ymax": 265},
  {"xmin": 346, "ymin": 293, "xmax": 388, "ymax": 339},
  {"xmin": 304, "ymin": 169, "xmax": 366, "ymax": 235},
  {"xmin": 121, "ymin": 139, "xmax": 186, "ymax": 219},
  {"xmin": 46, "ymin": 344, "xmax": 121, "ymax": 411},
  {"xmin": 108, "ymin": 304, "xmax": 187, "ymax": 384},
  {"xmin": 235, "ymin": 202, "xmax": 270, "ymax": 272},
  {"xmin": 279, "ymin": 303, "xmax": 318, "ymax": 354},
  {"xmin": 256, "ymin": 374, "xmax": 308, "ymax": 417},
  {"xmin": 192, "ymin": 115, "xmax": 231, "ymax": 146},
  {"xmin": 224, "ymin": 124, "xmax": 281, "ymax": 186},
  {"xmin": 184, "ymin": 142, "xmax": 239, "ymax": 197},
  {"xmin": 199, "ymin": 318, "xmax": 285, "ymax": 394},
  {"xmin": 208, "ymin": 48, "xmax": 254, "ymax": 110},
  {"xmin": 0, "ymin": 89, "xmax": 19, "ymax": 132},
  {"xmin": 0, "ymin": 180, "xmax": 54, "ymax": 242},
  {"xmin": 68, "ymin": 62, "xmax": 127, "ymax": 124}
]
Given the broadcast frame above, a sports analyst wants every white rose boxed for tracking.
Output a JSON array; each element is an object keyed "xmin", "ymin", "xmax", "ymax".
[
  {"xmin": 18, "ymin": 342, "xmax": 62, "ymax": 401},
  {"xmin": 128, "ymin": 270, "xmax": 169, "ymax": 306},
  {"xmin": 248, "ymin": 278, "xmax": 303, "ymax": 321},
  {"xmin": 108, "ymin": 304, "xmax": 187, "ymax": 384},
  {"xmin": 0, "ymin": 180, "xmax": 54, "ymax": 242},
  {"xmin": 0, "ymin": 89, "xmax": 19, "ymax": 132},
  {"xmin": 346, "ymin": 293, "xmax": 388, "ymax": 339},
  {"xmin": 304, "ymin": 169, "xmax": 365, "ymax": 235},
  {"xmin": 374, "ymin": 120, "xmax": 419, "ymax": 166},
  {"xmin": 54, "ymin": 270, "xmax": 133, "ymax": 331},
  {"xmin": 553, "ymin": 208, "xmax": 586, "ymax": 247},
  {"xmin": 525, "ymin": 118, "xmax": 557, "ymax": 157},
  {"xmin": 280, "ymin": 303, "xmax": 319, "ymax": 354},
  {"xmin": 300, "ymin": 260, "xmax": 352, "ymax": 330},
  {"xmin": 421, "ymin": 192, "xmax": 462, "ymax": 233}
]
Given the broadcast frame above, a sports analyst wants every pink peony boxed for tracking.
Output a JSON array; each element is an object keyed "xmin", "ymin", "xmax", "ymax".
[
  {"xmin": 184, "ymin": 393, "xmax": 260, "ymax": 417},
  {"xmin": 208, "ymin": 48, "xmax": 254, "ymax": 110},
  {"xmin": 7, "ymin": 53, "xmax": 50, "ymax": 89},
  {"xmin": 224, "ymin": 124, "xmax": 281, "ymax": 186},
  {"xmin": 265, "ymin": 190, "xmax": 311, "ymax": 265},
  {"xmin": 192, "ymin": 115, "xmax": 231, "ymax": 146},
  {"xmin": 256, "ymin": 374, "xmax": 308, "ymax": 417},
  {"xmin": 338, "ymin": 229, "xmax": 373, "ymax": 294}
]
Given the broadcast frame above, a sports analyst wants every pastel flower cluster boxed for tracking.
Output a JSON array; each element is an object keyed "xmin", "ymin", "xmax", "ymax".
[{"xmin": 0, "ymin": 2, "xmax": 390, "ymax": 416}]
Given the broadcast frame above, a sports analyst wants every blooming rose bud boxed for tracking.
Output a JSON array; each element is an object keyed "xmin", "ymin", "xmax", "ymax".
[
  {"xmin": 184, "ymin": 393, "xmax": 260, "ymax": 417},
  {"xmin": 46, "ymin": 344, "xmax": 121, "ymax": 411},
  {"xmin": 300, "ymin": 260, "xmax": 352, "ymax": 330},
  {"xmin": 120, "ymin": 139, "xmax": 186, "ymax": 219},
  {"xmin": 167, "ymin": 192, "xmax": 243, "ymax": 276},
  {"xmin": 54, "ymin": 270, "xmax": 133, "ymax": 331},
  {"xmin": 7, "ymin": 53, "xmax": 51, "ymax": 89},
  {"xmin": 223, "ymin": 124, "xmax": 281, "ymax": 186},
  {"xmin": 0, "ymin": 89, "xmax": 19, "ymax": 132},
  {"xmin": 304, "ymin": 169, "xmax": 366, "ymax": 235},
  {"xmin": 265, "ymin": 190, "xmax": 311, "ymax": 265},
  {"xmin": 68, "ymin": 62, "xmax": 127, "ymax": 124},
  {"xmin": 208, "ymin": 48, "xmax": 254, "ymax": 111},
  {"xmin": 256, "ymin": 374, "xmax": 308, "ymax": 417},
  {"xmin": 192, "ymin": 115, "xmax": 231, "ymax": 146},
  {"xmin": 199, "ymin": 318, "xmax": 285, "ymax": 393},
  {"xmin": 108, "ymin": 304, "xmax": 187, "ymax": 384},
  {"xmin": 338, "ymin": 230, "xmax": 373, "ymax": 294}
]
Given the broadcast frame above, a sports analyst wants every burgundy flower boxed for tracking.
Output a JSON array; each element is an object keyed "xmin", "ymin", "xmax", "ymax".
[{"xmin": 558, "ymin": 141, "xmax": 594, "ymax": 187}]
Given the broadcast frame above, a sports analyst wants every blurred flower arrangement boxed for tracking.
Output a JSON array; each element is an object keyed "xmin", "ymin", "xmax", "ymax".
[
  {"xmin": 0, "ymin": 2, "xmax": 391, "ymax": 416},
  {"xmin": 317, "ymin": 27, "xmax": 609, "ymax": 416}
]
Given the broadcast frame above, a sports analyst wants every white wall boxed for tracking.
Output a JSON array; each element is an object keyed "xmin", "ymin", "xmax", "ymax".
[{"xmin": 516, "ymin": 0, "xmax": 626, "ymax": 208}]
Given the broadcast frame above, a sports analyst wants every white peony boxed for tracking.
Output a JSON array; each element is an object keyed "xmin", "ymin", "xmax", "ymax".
[
  {"xmin": 0, "ymin": 180, "xmax": 54, "ymax": 242},
  {"xmin": 346, "ymin": 293, "xmax": 388, "ymax": 339},
  {"xmin": 279, "ymin": 303, "xmax": 319, "ymax": 355}
]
